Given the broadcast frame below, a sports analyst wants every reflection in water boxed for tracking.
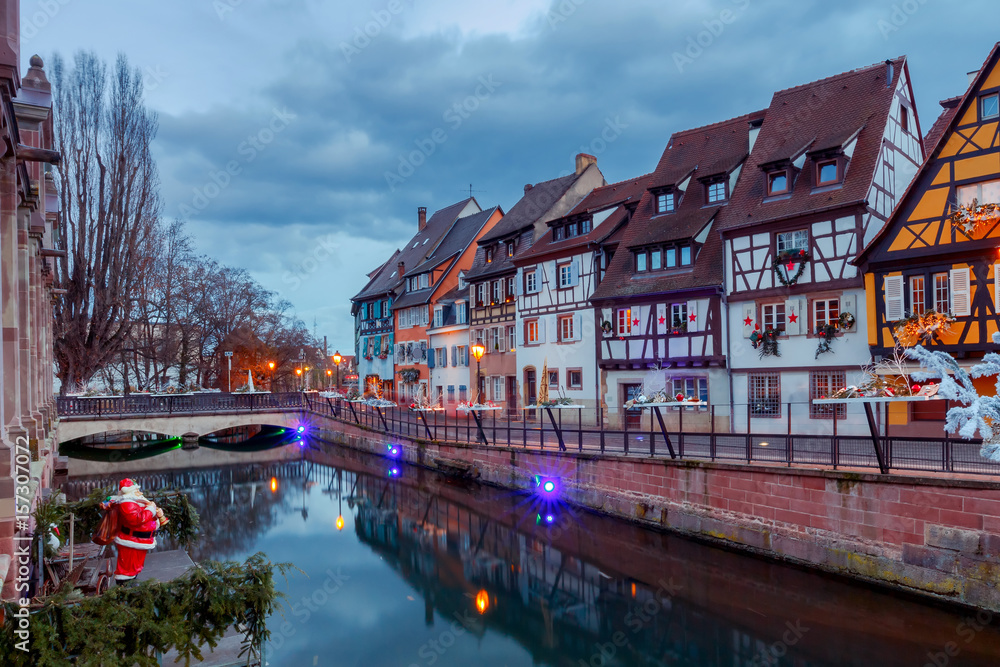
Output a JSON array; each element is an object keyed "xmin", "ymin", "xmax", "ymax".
[{"xmin": 65, "ymin": 443, "xmax": 1000, "ymax": 666}]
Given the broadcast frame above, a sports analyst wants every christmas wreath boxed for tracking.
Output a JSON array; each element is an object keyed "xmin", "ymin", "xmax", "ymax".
[
  {"xmin": 601, "ymin": 320, "xmax": 614, "ymax": 336},
  {"xmin": 893, "ymin": 310, "xmax": 955, "ymax": 347},
  {"xmin": 839, "ymin": 311, "xmax": 856, "ymax": 330},
  {"xmin": 772, "ymin": 249, "xmax": 809, "ymax": 286},
  {"xmin": 397, "ymin": 368, "xmax": 421, "ymax": 383},
  {"xmin": 949, "ymin": 198, "xmax": 1000, "ymax": 238},
  {"xmin": 749, "ymin": 328, "xmax": 780, "ymax": 358}
]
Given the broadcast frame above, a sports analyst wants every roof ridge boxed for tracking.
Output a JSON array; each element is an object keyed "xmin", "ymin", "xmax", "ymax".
[
  {"xmin": 670, "ymin": 109, "xmax": 767, "ymax": 139},
  {"xmin": 595, "ymin": 172, "xmax": 653, "ymax": 190},
  {"xmin": 770, "ymin": 56, "xmax": 905, "ymax": 97}
]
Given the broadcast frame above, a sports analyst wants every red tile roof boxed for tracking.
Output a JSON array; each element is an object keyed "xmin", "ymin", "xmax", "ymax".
[{"xmin": 719, "ymin": 57, "xmax": 906, "ymax": 232}]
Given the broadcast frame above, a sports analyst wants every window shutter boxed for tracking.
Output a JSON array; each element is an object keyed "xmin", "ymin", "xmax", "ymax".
[
  {"xmin": 537, "ymin": 318, "xmax": 546, "ymax": 343},
  {"xmin": 686, "ymin": 301, "xmax": 699, "ymax": 333},
  {"xmin": 884, "ymin": 275, "xmax": 904, "ymax": 321},
  {"xmin": 742, "ymin": 303, "xmax": 755, "ymax": 338},
  {"xmin": 995, "ymin": 264, "xmax": 1000, "ymax": 313},
  {"xmin": 951, "ymin": 267, "xmax": 971, "ymax": 316},
  {"xmin": 517, "ymin": 323, "xmax": 525, "ymax": 347},
  {"xmin": 784, "ymin": 298, "xmax": 801, "ymax": 336},
  {"xmin": 656, "ymin": 304, "xmax": 667, "ymax": 335},
  {"xmin": 451, "ymin": 345, "xmax": 457, "ymax": 366},
  {"xmin": 842, "ymin": 294, "xmax": 857, "ymax": 331},
  {"xmin": 573, "ymin": 313, "xmax": 583, "ymax": 341},
  {"xmin": 428, "ymin": 349, "xmax": 436, "ymax": 368},
  {"xmin": 570, "ymin": 260, "xmax": 580, "ymax": 286},
  {"xmin": 497, "ymin": 326, "xmax": 506, "ymax": 352}
]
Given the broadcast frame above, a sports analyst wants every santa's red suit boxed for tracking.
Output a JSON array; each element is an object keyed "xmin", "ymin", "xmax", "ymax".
[{"xmin": 111, "ymin": 479, "xmax": 162, "ymax": 581}]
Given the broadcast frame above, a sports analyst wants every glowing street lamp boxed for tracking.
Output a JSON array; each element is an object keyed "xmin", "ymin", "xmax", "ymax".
[
  {"xmin": 332, "ymin": 351, "xmax": 342, "ymax": 392},
  {"xmin": 475, "ymin": 589, "xmax": 490, "ymax": 615},
  {"xmin": 268, "ymin": 361, "xmax": 275, "ymax": 390},
  {"xmin": 470, "ymin": 342, "xmax": 486, "ymax": 403}
]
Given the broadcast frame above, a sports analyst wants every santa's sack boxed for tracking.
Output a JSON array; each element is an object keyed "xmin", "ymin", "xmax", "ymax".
[{"xmin": 92, "ymin": 508, "xmax": 119, "ymax": 546}]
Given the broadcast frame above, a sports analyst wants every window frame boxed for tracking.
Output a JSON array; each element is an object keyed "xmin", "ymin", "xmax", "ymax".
[
  {"xmin": 982, "ymin": 92, "xmax": 999, "ymax": 120},
  {"xmin": 813, "ymin": 298, "xmax": 841, "ymax": 330},
  {"xmin": 567, "ymin": 368, "xmax": 583, "ymax": 390},
  {"xmin": 507, "ymin": 325, "xmax": 516, "ymax": 351},
  {"xmin": 617, "ymin": 308, "xmax": 633, "ymax": 336},
  {"xmin": 506, "ymin": 240, "xmax": 515, "ymax": 257},
  {"xmin": 933, "ymin": 272, "xmax": 950, "ymax": 314},
  {"xmin": 635, "ymin": 251, "xmax": 648, "ymax": 273},
  {"xmin": 671, "ymin": 377, "xmax": 709, "ymax": 406},
  {"xmin": 505, "ymin": 276, "xmax": 516, "ymax": 301},
  {"xmin": 485, "ymin": 246, "xmax": 494, "ymax": 263},
  {"xmin": 670, "ymin": 303, "xmax": 688, "ymax": 332},
  {"xmin": 761, "ymin": 302, "xmax": 786, "ymax": 334},
  {"xmin": 706, "ymin": 179, "xmax": 727, "ymax": 203},
  {"xmin": 524, "ymin": 270, "xmax": 538, "ymax": 294},
  {"xmin": 492, "ymin": 280, "xmax": 502, "ymax": 305},
  {"xmin": 776, "ymin": 229, "xmax": 809, "ymax": 254},
  {"xmin": 767, "ymin": 169, "xmax": 791, "ymax": 196},
  {"xmin": 656, "ymin": 191, "xmax": 675, "ymax": 214},
  {"xmin": 548, "ymin": 369, "xmax": 559, "ymax": 389},
  {"xmin": 815, "ymin": 158, "xmax": 840, "ymax": 186},
  {"xmin": 559, "ymin": 314, "xmax": 574, "ymax": 342},
  {"xmin": 526, "ymin": 319, "xmax": 540, "ymax": 345},
  {"xmin": 909, "ymin": 276, "xmax": 925, "ymax": 316}
]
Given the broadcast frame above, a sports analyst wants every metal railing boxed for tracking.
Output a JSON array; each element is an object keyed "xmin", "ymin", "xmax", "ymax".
[{"xmin": 55, "ymin": 393, "xmax": 1000, "ymax": 477}]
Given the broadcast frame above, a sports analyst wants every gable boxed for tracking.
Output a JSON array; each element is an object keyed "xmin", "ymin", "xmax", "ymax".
[{"xmin": 867, "ymin": 46, "xmax": 1000, "ymax": 263}]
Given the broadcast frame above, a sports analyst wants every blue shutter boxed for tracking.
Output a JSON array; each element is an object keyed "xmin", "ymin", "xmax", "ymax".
[
  {"xmin": 451, "ymin": 345, "xmax": 458, "ymax": 366},
  {"xmin": 428, "ymin": 349, "xmax": 435, "ymax": 368}
]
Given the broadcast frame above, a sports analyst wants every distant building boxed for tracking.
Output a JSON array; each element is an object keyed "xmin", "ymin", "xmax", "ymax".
[{"xmin": 427, "ymin": 285, "xmax": 471, "ymax": 411}]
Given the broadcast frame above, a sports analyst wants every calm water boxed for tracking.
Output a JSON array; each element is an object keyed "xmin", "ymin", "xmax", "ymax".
[{"xmin": 64, "ymin": 441, "xmax": 1000, "ymax": 667}]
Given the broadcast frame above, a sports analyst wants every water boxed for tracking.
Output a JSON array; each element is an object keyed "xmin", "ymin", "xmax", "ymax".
[{"xmin": 64, "ymin": 441, "xmax": 1000, "ymax": 666}]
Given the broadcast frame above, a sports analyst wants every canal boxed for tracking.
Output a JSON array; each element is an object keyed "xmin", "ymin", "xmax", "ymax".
[{"xmin": 62, "ymin": 439, "xmax": 1000, "ymax": 666}]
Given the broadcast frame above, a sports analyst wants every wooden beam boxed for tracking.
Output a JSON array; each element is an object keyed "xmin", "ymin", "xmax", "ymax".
[{"xmin": 18, "ymin": 145, "xmax": 60, "ymax": 164}]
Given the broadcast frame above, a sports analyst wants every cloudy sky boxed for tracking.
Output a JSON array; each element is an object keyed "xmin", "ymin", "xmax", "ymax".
[{"xmin": 22, "ymin": 0, "xmax": 1000, "ymax": 352}]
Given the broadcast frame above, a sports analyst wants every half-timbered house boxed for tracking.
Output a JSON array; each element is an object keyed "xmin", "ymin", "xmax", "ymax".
[
  {"xmin": 591, "ymin": 112, "xmax": 765, "ymax": 429},
  {"xmin": 427, "ymin": 284, "xmax": 472, "ymax": 412},
  {"xmin": 720, "ymin": 58, "xmax": 924, "ymax": 434},
  {"xmin": 857, "ymin": 43, "xmax": 1000, "ymax": 432},
  {"xmin": 515, "ymin": 174, "xmax": 648, "ymax": 413},
  {"xmin": 463, "ymin": 154, "xmax": 604, "ymax": 409}
]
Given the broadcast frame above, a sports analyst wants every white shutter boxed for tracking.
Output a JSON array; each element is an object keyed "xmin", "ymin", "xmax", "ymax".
[
  {"xmin": 686, "ymin": 301, "xmax": 699, "ymax": 333},
  {"xmin": 884, "ymin": 275, "xmax": 904, "ymax": 321},
  {"xmin": 517, "ymin": 323, "xmax": 524, "ymax": 347},
  {"xmin": 497, "ymin": 326, "xmax": 506, "ymax": 352},
  {"xmin": 537, "ymin": 318, "xmax": 546, "ymax": 343},
  {"xmin": 995, "ymin": 265, "xmax": 1000, "ymax": 313},
  {"xmin": 951, "ymin": 267, "xmax": 971, "ymax": 316},
  {"xmin": 742, "ymin": 303, "xmax": 755, "ymax": 338},
  {"xmin": 842, "ymin": 294, "xmax": 857, "ymax": 331},
  {"xmin": 570, "ymin": 259, "xmax": 580, "ymax": 286},
  {"xmin": 785, "ymin": 298, "xmax": 801, "ymax": 336},
  {"xmin": 657, "ymin": 304, "xmax": 667, "ymax": 335},
  {"xmin": 573, "ymin": 313, "xmax": 583, "ymax": 341},
  {"xmin": 547, "ymin": 315, "xmax": 558, "ymax": 342}
]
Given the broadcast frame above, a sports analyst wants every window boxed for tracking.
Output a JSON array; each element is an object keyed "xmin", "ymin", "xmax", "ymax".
[
  {"xmin": 526, "ymin": 320, "xmax": 540, "ymax": 344},
  {"xmin": 525, "ymin": 270, "xmax": 538, "ymax": 294},
  {"xmin": 553, "ymin": 226, "xmax": 564, "ymax": 242},
  {"xmin": 489, "ymin": 327, "xmax": 501, "ymax": 352},
  {"xmin": 767, "ymin": 170, "xmax": 790, "ymax": 196},
  {"xmin": 956, "ymin": 178, "xmax": 1000, "ymax": 207},
  {"xmin": 680, "ymin": 245, "xmax": 692, "ymax": 265},
  {"xmin": 507, "ymin": 325, "xmax": 516, "ymax": 351},
  {"xmin": 617, "ymin": 308, "xmax": 633, "ymax": 336},
  {"xmin": 909, "ymin": 276, "xmax": 925, "ymax": 316},
  {"xmin": 982, "ymin": 93, "xmax": 999, "ymax": 120},
  {"xmin": 492, "ymin": 280, "xmax": 502, "ymax": 304},
  {"xmin": 505, "ymin": 276, "xmax": 516, "ymax": 301},
  {"xmin": 474, "ymin": 329, "xmax": 485, "ymax": 347},
  {"xmin": 476, "ymin": 283, "xmax": 486, "ymax": 307},
  {"xmin": 777, "ymin": 230, "xmax": 808, "ymax": 253},
  {"xmin": 433, "ymin": 307, "xmax": 444, "ymax": 328},
  {"xmin": 437, "ymin": 348, "xmax": 448, "ymax": 367},
  {"xmin": 458, "ymin": 346, "xmax": 468, "ymax": 366},
  {"xmin": 548, "ymin": 370, "xmax": 559, "ymax": 388},
  {"xmin": 672, "ymin": 377, "xmax": 708, "ymax": 404},
  {"xmin": 656, "ymin": 192, "xmax": 674, "ymax": 213},
  {"xmin": 651, "ymin": 249, "xmax": 662, "ymax": 270},
  {"xmin": 749, "ymin": 373, "xmax": 781, "ymax": 417},
  {"xmin": 665, "ymin": 247, "xmax": 676, "ymax": 268},
  {"xmin": 901, "ymin": 106, "xmax": 909, "ymax": 133},
  {"xmin": 485, "ymin": 247, "xmax": 494, "ymax": 263},
  {"xmin": 567, "ymin": 369, "xmax": 583, "ymax": 389},
  {"xmin": 671, "ymin": 303, "xmax": 688, "ymax": 330},
  {"xmin": 636, "ymin": 252, "xmax": 647, "ymax": 272},
  {"xmin": 814, "ymin": 298, "xmax": 840, "ymax": 329},
  {"xmin": 558, "ymin": 263, "xmax": 573, "ymax": 288},
  {"xmin": 419, "ymin": 273, "xmax": 430, "ymax": 289},
  {"xmin": 580, "ymin": 218, "xmax": 592, "ymax": 234},
  {"xmin": 707, "ymin": 181, "xmax": 727, "ymax": 203},
  {"xmin": 559, "ymin": 315, "xmax": 574, "ymax": 342},
  {"xmin": 456, "ymin": 301, "xmax": 467, "ymax": 324},
  {"xmin": 810, "ymin": 371, "xmax": 846, "ymax": 419},
  {"xmin": 492, "ymin": 376, "xmax": 505, "ymax": 402},
  {"xmin": 506, "ymin": 240, "xmax": 515, "ymax": 257},
  {"xmin": 762, "ymin": 303, "xmax": 785, "ymax": 333},
  {"xmin": 934, "ymin": 273, "xmax": 949, "ymax": 313},
  {"xmin": 816, "ymin": 159, "xmax": 839, "ymax": 185}
]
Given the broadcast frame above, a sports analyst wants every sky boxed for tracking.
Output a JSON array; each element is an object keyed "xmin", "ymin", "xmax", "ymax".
[{"xmin": 20, "ymin": 0, "xmax": 1000, "ymax": 353}]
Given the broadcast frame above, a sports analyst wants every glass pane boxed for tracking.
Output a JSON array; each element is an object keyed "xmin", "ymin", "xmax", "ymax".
[
  {"xmin": 983, "ymin": 94, "xmax": 999, "ymax": 119},
  {"xmin": 666, "ymin": 248, "xmax": 676, "ymax": 268},
  {"xmin": 819, "ymin": 162, "xmax": 837, "ymax": 183},
  {"xmin": 681, "ymin": 246, "xmax": 691, "ymax": 265},
  {"xmin": 769, "ymin": 173, "xmax": 787, "ymax": 194},
  {"xmin": 636, "ymin": 253, "xmax": 647, "ymax": 271},
  {"xmin": 651, "ymin": 250, "xmax": 662, "ymax": 270}
]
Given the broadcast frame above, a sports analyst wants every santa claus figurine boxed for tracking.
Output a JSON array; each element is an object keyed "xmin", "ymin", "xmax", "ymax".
[{"xmin": 106, "ymin": 478, "xmax": 168, "ymax": 582}]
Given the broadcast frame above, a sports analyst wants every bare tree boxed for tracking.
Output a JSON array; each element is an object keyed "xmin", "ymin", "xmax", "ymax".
[{"xmin": 51, "ymin": 51, "xmax": 161, "ymax": 393}]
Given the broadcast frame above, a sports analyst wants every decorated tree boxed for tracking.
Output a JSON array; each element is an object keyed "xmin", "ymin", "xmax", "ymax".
[{"xmin": 906, "ymin": 332, "xmax": 1000, "ymax": 462}]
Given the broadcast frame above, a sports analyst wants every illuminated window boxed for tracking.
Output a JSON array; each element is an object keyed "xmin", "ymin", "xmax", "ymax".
[
  {"xmin": 814, "ymin": 299, "xmax": 840, "ymax": 329},
  {"xmin": 559, "ymin": 315, "xmax": 574, "ymax": 342},
  {"xmin": 910, "ymin": 276, "xmax": 925, "ymax": 315},
  {"xmin": 956, "ymin": 178, "xmax": 1000, "ymax": 206},
  {"xmin": 526, "ymin": 320, "xmax": 539, "ymax": 344},
  {"xmin": 934, "ymin": 273, "xmax": 949, "ymax": 313},
  {"xmin": 617, "ymin": 308, "xmax": 632, "ymax": 336}
]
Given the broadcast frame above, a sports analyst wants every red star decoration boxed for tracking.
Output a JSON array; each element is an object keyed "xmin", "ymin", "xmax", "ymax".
[
  {"xmin": 633, "ymin": 318, "xmax": 640, "ymax": 327},
  {"xmin": 786, "ymin": 262, "xmax": 795, "ymax": 271},
  {"xmin": 658, "ymin": 315, "xmax": 666, "ymax": 324},
  {"xmin": 689, "ymin": 312, "xmax": 696, "ymax": 322},
  {"xmin": 743, "ymin": 316, "xmax": 753, "ymax": 326},
  {"xmin": 788, "ymin": 312, "xmax": 798, "ymax": 323}
]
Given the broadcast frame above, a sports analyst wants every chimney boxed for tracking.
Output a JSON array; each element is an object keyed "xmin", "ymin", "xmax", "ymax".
[
  {"xmin": 524, "ymin": 183, "xmax": 533, "ymax": 194},
  {"xmin": 885, "ymin": 59, "xmax": 894, "ymax": 87},
  {"xmin": 418, "ymin": 206, "xmax": 427, "ymax": 231},
  {"xmin": 575, "ymin": 153, "xmax": 597, "ymax": 176},
  {"xmin": 968, "ymin": 70, "xmax": 980, "ymax": 85},
  {"xmin": 397, "ymin": 261, "xmax": 405, "ymax": 276}
]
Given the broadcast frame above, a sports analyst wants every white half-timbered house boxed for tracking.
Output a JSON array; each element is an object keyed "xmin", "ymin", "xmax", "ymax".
[
  {"xmin": 513, "ymin": 175, "xmax": 648, "ymax": 412},
  {"xmin": 719, "ymin": 58, "xmax": 924, "ymax": 434},
  {"xmin": 591, "ymin": 113, "xmax": 765, "ymax": 429}
]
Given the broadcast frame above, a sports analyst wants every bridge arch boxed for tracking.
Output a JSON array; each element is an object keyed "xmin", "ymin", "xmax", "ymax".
[{"xmin": 58, "ymin": 411, "xmax": 306, "ymax": 444}]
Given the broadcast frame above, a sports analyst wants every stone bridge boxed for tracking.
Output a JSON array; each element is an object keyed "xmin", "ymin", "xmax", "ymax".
[{"xmin": 55, "ymin": 392, "xmax": 309, "ymax": 443}]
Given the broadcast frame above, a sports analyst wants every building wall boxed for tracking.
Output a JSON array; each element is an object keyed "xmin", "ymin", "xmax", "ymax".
[{"xmin": 428, "ymin": 325, "xmax": 471, "ymax": 410}]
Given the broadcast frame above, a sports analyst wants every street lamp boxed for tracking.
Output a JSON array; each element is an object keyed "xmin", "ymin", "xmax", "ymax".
[
  {"xmin": 225, "ymin": 351, "xmax": 234, "ymax": 393},
  {"xmin": 295, "ymin": 367, "xmax": 303, "ymax": 391},
  {"xmin": 268, "ymin": 361, "xmax": 275, "ymax": 391},
  {"xmin": 326, "ymin": 369, "xmax": 332, "ymax": 390},
  {"xmin": 470, "ymin": 342, "xmax": 486, "ymax": 404},
  {"xmin": 333, "ymin": 351, "xmax": 342, "ymax": 392}
]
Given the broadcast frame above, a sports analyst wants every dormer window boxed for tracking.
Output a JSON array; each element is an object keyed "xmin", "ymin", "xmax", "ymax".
[
  {"xmin": 485, "ymin": 246, "xmax": 494, "ymax": 263},
  {"xmin": 553, "ymin": 226, "xmax": 564, "ymax": 242},
  {"xmin": 707, "ymin": 180, "xmax": 727, "ymax": 203},
  {"xmin": 817, "ymin": 160, "xmax": 838, "ymax": 185},
  {"xmin": 635, "ymin": 243, "xmax": 693, "ymax": 272},
  {"xmin": 982, "ymin": 93, "xmax": 999, "ymax": 120},
  {"xmin": 506, "ymin": 240, "xmax": 515, "ymax": 257},
  {"xmin": 656, "ymin": 192, "xmax": 675, "ymax": 214},
  {"xmin": 767, "ymin": 170, "xmax": 790, "ymax": 196}
]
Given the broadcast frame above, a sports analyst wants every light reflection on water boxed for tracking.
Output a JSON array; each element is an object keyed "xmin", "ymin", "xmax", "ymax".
[{"xmin": 64, "ymin": 442, "xmax": 1000, "ymax": 667}]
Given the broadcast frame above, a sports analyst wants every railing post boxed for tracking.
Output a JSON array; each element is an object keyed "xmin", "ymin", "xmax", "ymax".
[{"xmin": 710, "ymin": 405, "xmax": 716, "ymax": 461}]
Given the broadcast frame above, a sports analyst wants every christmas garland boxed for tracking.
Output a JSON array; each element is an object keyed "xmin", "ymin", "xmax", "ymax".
[
  {"xmin": 749, "ymin": 328, "xmax": 780, "ymax": 358},
  {"xmin": 772, "ymin": 249, "xmax": 809, "ymax": 286},
  {"xmin": 893, "ymin": 310, "xmax": 955, "ymax": 347},
  {"xmin": 814, "ymin": 312, "xmax": 856, "ymax": 359},
  {"xmin": 949, "ymin": 198, "xmax": 1000, "ymax": 238},
  {"xmin": 0, "ymin": 552, "xmax": 294, "ymax": 666}
]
